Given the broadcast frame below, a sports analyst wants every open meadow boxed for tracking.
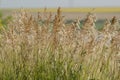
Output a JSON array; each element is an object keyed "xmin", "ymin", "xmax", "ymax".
[{"xmin": 0, "ymin": 8, "xmax": 120, "ymax": 80}]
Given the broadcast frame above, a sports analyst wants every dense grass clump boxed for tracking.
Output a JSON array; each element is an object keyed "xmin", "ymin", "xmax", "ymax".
[{"xmin": 0, "ymin": 8, "xmax": 120, "ymax": 80}]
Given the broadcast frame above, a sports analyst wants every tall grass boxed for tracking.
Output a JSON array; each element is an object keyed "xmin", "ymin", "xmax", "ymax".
[{"xmin": 0, "ymin": 8, "xmax": 119, "ymax": 80}]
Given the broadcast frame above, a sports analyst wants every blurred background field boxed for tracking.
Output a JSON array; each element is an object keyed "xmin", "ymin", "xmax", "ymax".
[
  {"xmin": 9, "ymin": 7, "xmax": 120, "ymax": 12},
  {"xmin": 1, "ymin": 7, "xmax": 120, "ymax": 20},
  {"xmin": 1, "ymin": 7, "xmax": 120, "ymax": 29}
]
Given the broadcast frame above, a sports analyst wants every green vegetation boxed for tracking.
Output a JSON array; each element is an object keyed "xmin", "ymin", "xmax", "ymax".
[{"xmin": 0, "ymin": 11, "xmax": 12, "ymax": 29}]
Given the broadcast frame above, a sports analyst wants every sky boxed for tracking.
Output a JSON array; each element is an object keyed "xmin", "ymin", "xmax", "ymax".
[{"xmin": 0, "ymin": 0, "xmax": 120, "ymax": 8}]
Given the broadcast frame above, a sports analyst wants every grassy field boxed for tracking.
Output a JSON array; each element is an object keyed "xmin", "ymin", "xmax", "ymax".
[
  {"xmin": 1, "ymin": 7, "xmax": 120, "ymax": 12},
  {"xmin": 0, "ymin": 8, "xmax": 120, "ymax": 80},
  {"xmin": 16, "ymin": 7, "xmax": 120, "ymax": 12}
]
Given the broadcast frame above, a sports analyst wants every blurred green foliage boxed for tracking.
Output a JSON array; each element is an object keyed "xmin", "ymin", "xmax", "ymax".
[{"xmin": 0, "ymin": 11, "xmax": 12, "ymax": 29}]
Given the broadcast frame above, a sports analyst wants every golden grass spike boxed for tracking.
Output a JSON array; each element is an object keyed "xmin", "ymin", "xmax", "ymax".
[{"xmin": 111, "ymin": 16, "xmax": 117, "ymax": 25}]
